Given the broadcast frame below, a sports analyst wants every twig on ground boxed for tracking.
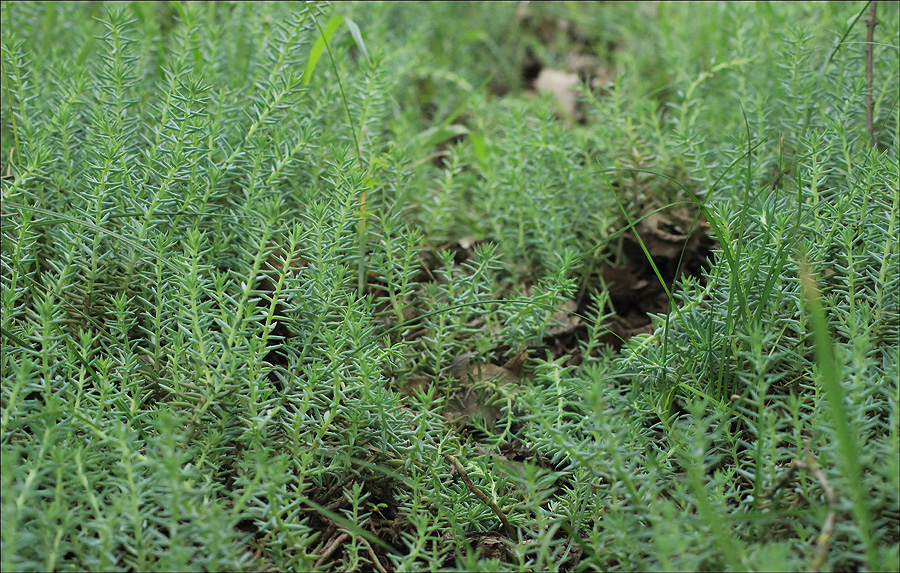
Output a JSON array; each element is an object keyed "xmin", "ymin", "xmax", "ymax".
[
  {"xmin": 410, "ymin": 150, "xmax": 451, "ymax": 169},
  {"xmin": 804, "ymin": 452, "xmax": 839, "ymax": 573},
  {"xmin": 444, "ymin": 454, "xmax": 515, "ymax": 537},
  {"xmin": 762, "ymin": 459, "xmax": 804, "ymax": 501},
  {"xmin": 761, "ymin": 449, "xmax": 841, "ymax": 573},
  {"xmin": 314, "ymin": 532, "xmax": 350, "ymax": 568},
  {"xmin": 360, "ymin": 537, "xmax": 388, "ymax": 573},
  {"xmin": 763, "ymin": 454, "xmax": 840, "ymax": 573}
]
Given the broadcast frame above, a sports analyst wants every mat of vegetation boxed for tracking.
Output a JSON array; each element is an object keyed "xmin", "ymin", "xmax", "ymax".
[{"xmin": 2, "ymin": 1, "xmax": 898, "ymax": 571}]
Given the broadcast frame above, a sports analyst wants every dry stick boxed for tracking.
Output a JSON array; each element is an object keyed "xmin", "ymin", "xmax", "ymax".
[
  {"xmin": 409, "ymin": 149, "xmax": 451, "ymax": 169},
  {"xmin": 314, "ymin": 532, "xmax": 350, "ymax": 568},
  {"xmin": 865, "ymin": 0, "xmax": 878, "ymax": 149},
  {"xmin": 762, "ymin": 454, "xmax": 839, "ymax": 573},
  {"xmin": 444, "ymin": 454, "xmax": 515, "ymax": 537},
  {"xmin": 804, "ymin": 453, "xmax": 839, "ymax": 573},
  {"xmin": 360, "ymin": 537, "xmax": 389, "ymax": 573},
  {"xmin": 762, "ymin": 459, "xmax": 804, "ymax": 501}
]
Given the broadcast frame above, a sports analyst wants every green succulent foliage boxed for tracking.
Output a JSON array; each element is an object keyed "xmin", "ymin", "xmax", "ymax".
[
  {"xmin": 515, "ymin": 4, "xmax": 899, "ymax": 571},
  {"xmin": 0, "ymin": 1, "xmax": 582, "ymax": 570},
  {"xmin": 2, "ymin": 1, "xmax": 899, "ymax": 572}
]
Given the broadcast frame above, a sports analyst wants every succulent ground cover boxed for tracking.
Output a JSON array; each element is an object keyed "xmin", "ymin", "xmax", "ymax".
[{"xmin": 1, "ymin": 1, "xmax": 898, "ymax": 571}]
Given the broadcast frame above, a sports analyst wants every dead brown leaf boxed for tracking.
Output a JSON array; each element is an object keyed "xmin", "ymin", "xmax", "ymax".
[
  {"xmin": 473, "ymin": 534, "xmax": 513, "ymax": 560},
  {"xmin": 546, "ymin": 299, "xmax": 581, "ymax": 338},
  {"xmin": 501, "ymin": 348, "xmax": 529, "ymax": 374},
  {"xmin": 445, "ymin": 356, "xmax": 520, "ymax": 428},
  {"xmin": 534, "ymin": 68, "xmax": 580, "ymax": 120},
  {"xmin": 400, "ymin": 374, "xmax": 432, "ymax": 397}
]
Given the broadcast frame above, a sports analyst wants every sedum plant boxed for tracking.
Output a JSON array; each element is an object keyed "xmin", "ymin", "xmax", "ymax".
[
  {"xmin": 1, "ymin": 2, "xmax": 577, "ymax": 570},
  {"xmin": 2, "ymin": 1, "xmax": 899, "ymax": 572}
]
